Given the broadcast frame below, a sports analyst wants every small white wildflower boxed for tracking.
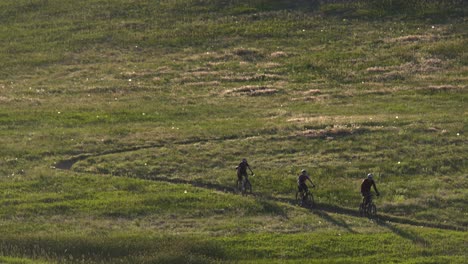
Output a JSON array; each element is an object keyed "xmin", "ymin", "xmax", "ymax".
[
  {"xmin": 57, "ymin": 111, "xmax": 61, "ymax": 114},
  {"xmin": 142, "ymin": 113, "xmax": 145, "ymax": 115},
  {"xmin": 184, "ymin": 190, "xmax": 187, "ymax": 194},
  {"xmin": 128, "ymin": 79, "xmax": 132, "ymax": 82},
  {"xmin": 456, "ymin": 133, "xmax": 460, "ymax": 136},
  {"xmin": 431, "ymin": 26, "xmax": 435, "ymax": 29},
  {"xmin": 396, "ymin": 116, "xmax": 399, "ymax": 119},
  {"xmin": 398, "ymin": 161, "xmax": 401, "ymax": 164}
]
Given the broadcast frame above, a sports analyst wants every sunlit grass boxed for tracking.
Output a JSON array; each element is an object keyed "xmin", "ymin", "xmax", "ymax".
[{"xmin": 0, "ymin": 0, "xmax": 466, "ymax": 262}]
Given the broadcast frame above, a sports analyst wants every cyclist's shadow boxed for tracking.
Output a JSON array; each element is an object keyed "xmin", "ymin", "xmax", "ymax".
[
  {"xmin": 376, "ymin": 220, "xmax": 429, "ymax": 246},
  {"xmin": 309, "ymin": 204, "xmax": 356, "ymax": 234}
]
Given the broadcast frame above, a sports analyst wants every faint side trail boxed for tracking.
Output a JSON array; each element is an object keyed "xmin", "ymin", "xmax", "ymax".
[
  {"xmin": 55, "ymin": 149, "xmax": 466, "ymax": 232},
  {"xmin": 54, "ymin": 134, "xmax": 282, "ymax": 170}
]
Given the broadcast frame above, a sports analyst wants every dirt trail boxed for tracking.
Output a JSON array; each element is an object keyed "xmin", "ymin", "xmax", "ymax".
[{"xmin": 55, "ymin": 155, "xmax": 465, "ymax": 232}]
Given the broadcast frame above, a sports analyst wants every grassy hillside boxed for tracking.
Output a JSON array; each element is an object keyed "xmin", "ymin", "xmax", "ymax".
[{"xmin": 0, "ymin": 0, "xmax": 467, "ymax": 263}]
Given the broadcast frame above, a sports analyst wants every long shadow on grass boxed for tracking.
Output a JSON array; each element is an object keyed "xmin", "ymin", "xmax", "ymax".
[
  {"xmin": 56, "ymin": 157, "xmax": 465, "ymax": 232},
  {"xmin": 272, "ymin": 198, "xmax": 464, "ymax": 232},
  {"xmin": 310, "ymin": 209, "xmax": 356, "ymax": 233},
  {"xmin": 312, "ymin": 202, "xmax": 464, "ymax": 232},
  {"xmin": 375, "ymin": 220, "xmax": 429, "ymax": 246}
]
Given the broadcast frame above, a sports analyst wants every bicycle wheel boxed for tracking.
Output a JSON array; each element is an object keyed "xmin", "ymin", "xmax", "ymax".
[
  {"xmin": 359, "ymin": 203, "xmax": 366, "ymax": 217},
  {"xmin": 237, "ymin": 179, "xmax": 243, "ymax": 193},
  {"xmin": 304, "ymin": 191, "xmax": 314, "ymax": 208},
  {"xmin": 368, "ymin": 203, "xmax": 377, "ymax": 217},
  {"xmin": 245, "ymin": 180, "xmax": 252, "ymax": 194},
  {"xmin": 295, "ymin": 191, "xmax": 302, "ymax": 205}
]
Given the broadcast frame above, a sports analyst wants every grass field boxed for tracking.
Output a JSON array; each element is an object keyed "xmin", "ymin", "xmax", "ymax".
[{"xmin": 0, "ymin": 0, "xmax": 467, "ymax": 263}]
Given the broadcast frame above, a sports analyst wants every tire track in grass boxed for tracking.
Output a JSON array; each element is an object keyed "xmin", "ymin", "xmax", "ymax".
[{"xmin": 54, "ymin": 134, "xmax": 285, "ymax": 170}]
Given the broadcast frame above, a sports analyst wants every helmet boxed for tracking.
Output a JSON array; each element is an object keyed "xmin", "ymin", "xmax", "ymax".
[
  {"xmin": 367, "ymin": 173, "xmax": 373, "ymax": 179},
  {"xmin": 242, "ymin": 158, "xmax": 247, "ymax": 163},
  {"xmin": 301, "ymin": 169, "xmax": 307, "ymax": 174}
]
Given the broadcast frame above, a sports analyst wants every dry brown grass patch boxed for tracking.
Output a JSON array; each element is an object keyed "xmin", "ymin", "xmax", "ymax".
[
  {"xmin": 257, "ymin": 62, "xmax": 282, "ymax": 69},
  {"xmin": 120, "ymin": 71, "xmax": 154, "ymax": 78},
  {"xmin": 300, "ymin": 125, "xmax": 365, "ymax": 139},
  {"xmin": 270, "ymin": 51, "xmax": 289, "ymax": 58},
  {"xmin": 367, "ymin": 57, "xmax": 447, "ymax": 81},
  {"xmin": 184, "ymin": 81, "xmax": 221, "ymax": 87},
  {"xmin": 221, "ymin": 73, "xmax": 284, "ymax": 82},
  {"xmin": 223, "ymin": 85, "xmax": 278, "ymax": 96},
  {"xmin": 425, "ymin": 85, "xmax": 465, "ymax": 91},
  {"xmin": 385, "ymin": 34, "xmax": 438, "ymax": 43},
  {"xmin": 287, "ymin": 114, "xmax": 403, "ymax": 125}
]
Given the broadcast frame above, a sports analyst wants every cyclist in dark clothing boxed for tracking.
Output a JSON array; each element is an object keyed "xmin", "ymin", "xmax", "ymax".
[
  {"xmin": 361, "ymin": 173, "xmax": 380, "ymax": 205},
  {"xmin": 298, "ymin": 169, "xmax": 315, "ymax": 193},
  {"xmin": 236, "ymin": 158, "xmax": 254, "ymax": 183}
]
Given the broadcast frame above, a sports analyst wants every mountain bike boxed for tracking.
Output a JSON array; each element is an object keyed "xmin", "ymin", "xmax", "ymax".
[
  {"xmin": 359, "ymin": 194, "xmax": 377, "ymax": 217},
  {"xmin": 237, "ymin": 174, "xmax": 253, "ymax": 195},
  {"xmin": 296, "ymin": 187, "xmax": 314, "ymax": 208}
]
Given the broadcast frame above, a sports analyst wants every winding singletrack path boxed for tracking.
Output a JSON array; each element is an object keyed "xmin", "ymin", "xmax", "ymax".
[{"xmin": 55, "ymin": 150, "xmax": 466, "ymax": 232}]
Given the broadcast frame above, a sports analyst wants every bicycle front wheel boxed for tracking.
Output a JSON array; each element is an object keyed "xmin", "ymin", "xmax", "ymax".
[
  {"xmin": 368, "ymin": 203, "xmax": 377, "ymax": 217},
  {"xmin": 245, "ymin": 181, "xmax": 252, "ymax": 194},
  {"xmin": 307, "ymin": 192, "xmax": 315, "ymax": 207},
  {"xmin": 237, "ymin": 180, "xmax": 242, "ymax": 193}
]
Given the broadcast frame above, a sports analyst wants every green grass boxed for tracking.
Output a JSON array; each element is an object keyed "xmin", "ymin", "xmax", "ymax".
[{"xmin": 0, "ymin": 0, "xmax": 467, "ymax": 263}]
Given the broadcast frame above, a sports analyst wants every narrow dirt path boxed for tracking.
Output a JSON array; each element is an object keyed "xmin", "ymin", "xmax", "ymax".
[{"xmin": 56, "ymin": 158, "xmax": 466, "ymax": 232}]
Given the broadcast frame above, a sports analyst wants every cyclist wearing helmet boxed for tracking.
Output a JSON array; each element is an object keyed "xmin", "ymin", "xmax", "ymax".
[
  {"xmin": 298, "ymin": 169, "xmax": 315, "ymax": 194},
  {"xmin": 361, "ymin": 173, "xmax": 380, "ymax": 205},
  {"xmin": 236, "ymin": 158, "xmax": 254, "ymax": 183}
]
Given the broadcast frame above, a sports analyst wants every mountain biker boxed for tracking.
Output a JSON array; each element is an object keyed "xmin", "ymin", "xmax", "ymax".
[
  {"xmin": 298, "ymin": 169, "xmax": 315, "ymax": 194},
  {"xmin": 361, "ymin": 173, "xmax": 380, "ymax": 205},
  {"xmin": 236, "ymin": 158, "xmax": 254, "ymax": 184}
]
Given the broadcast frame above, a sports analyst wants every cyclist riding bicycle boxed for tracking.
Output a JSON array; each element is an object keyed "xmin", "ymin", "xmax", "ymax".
[
  {"xmin": 361, "ymin": 173, "xmax": 380, "ymax": 205},
  {"xmin": 236, "ymin": 158, "xmax": 254, "ymax": 184},
  {"xmin": 298, "ymin": 169, "xmax": 315, "ymax": 194}
]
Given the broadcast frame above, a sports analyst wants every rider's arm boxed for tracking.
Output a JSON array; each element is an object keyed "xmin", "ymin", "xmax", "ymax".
[
  {"xmin": 308, "ymin": 178, "xmax": 315, "ymax": 188},
  {"xmin": 248, "ymin": 165, "xmax": 254, "ymax": 174},
  {"xmin": 372, "ymin": 182, "xmax": 380, "ymax": 195}
]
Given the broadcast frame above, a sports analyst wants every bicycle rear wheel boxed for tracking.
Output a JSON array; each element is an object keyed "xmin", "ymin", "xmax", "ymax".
[
  {"xmin": 245, "ymin": 180, "xmax": 252, "ymax": 194},
  {"xmin": 237, "ymin": 180, "xmax": 243, "ymax": 193},
  {"xmin": 296, "ymin": 191, "xmax": 306, "ymax": 206},
  {"xmin": 242, "ymin": 180, "xmax": 252, "ymax": 195},
  {"xmin": 305, "ymin": 192, "xmax": 314, "ymax": 207},
  {"xmin": 368, "ymin": 203, "xmax": 377, "ymax": 217},
  {"xmin": 359, "ymin": 203, "xmax": 366, "ymax": 217}
]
